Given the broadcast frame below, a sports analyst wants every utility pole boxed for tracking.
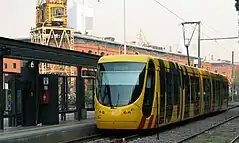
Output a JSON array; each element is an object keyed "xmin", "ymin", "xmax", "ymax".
[
  {"xmin": 234, "ymin": 0, "xmax": 239, "ymax": 102},
  {"xmin": 98, "ymin": 0, "xmax": 126, "ymax": 54},
  {"xmin": 123, "ymin": 0, "xmax": 127, "ymax": 55},
  {"xmin": 198, "ymin": 22, "xmax": 201, "ymax": 68},
  {"xmin": 82, "ymin": 0, "xmax": 85, "ymax": 34},
  {"xmin": 232, "ymin": 51, "xmax": 235, "ymax": 102},
  {"xmin": 181, "ymin": 21, "xmax": 201, "ymax": 67},
  {"xmin": 235, "ymin": 0, "xmax": 239, "ymax": 42}
]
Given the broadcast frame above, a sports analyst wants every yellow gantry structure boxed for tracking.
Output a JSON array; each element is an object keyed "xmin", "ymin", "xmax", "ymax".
[{"xmin": 31, "ymin": 0, "xmax": 75, "ymax": 86}]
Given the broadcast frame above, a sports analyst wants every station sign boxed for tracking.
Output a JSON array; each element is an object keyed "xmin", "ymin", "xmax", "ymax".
[
  {"xmin": 82, "ymin": 70, "xmax": 96, "ymax": 77},
  {"xmin": 43, "ymin": 77, "xmax": 49, "ymax": 90},
  {"xmin": 43, "ymin": 77, "xmax": 49, "ymax": 85}
]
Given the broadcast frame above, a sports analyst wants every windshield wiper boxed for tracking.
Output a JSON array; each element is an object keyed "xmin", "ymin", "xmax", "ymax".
[
  {"xmin": 116, "ymin": 92, "xmax": 120, "ymax": 107},
  {"xmin": 104, "ymin": 84, "xmax": 114, "ymax": 109}
]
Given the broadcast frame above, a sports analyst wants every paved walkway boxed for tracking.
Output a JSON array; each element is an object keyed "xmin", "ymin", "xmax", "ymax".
[{"xmin": 4, "ymin": 111, "xmax": 95, "ymax": 129}]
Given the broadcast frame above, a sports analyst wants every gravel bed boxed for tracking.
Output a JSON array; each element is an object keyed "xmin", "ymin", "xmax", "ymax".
[
  {"xmin": 184, "ymin": 117, "xmax": 239, "ymax": 143},
  {"xmin": 129, "ymin": 106, "xmax": 239, "ymax": 143}
]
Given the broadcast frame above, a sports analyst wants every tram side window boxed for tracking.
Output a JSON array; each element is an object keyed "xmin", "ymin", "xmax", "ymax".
[
  {"xmin": 225, "ymin": 82, "xmax": 228, "ymax": 100},
  {"xmin": 190, "ymin": 76, "xmax": 196, "ymax": 103},
  {"xmin": 218, "ymin": 81, "xmax": 221, "ymax": 104},
  {"xmin": 221, "ymin": 82, "xmax": 224, "ymax": 100},
  {"xmin": 212, "ymin": 79, "xmax": 216, "ymax": 105},
  {"xmin": 223, "ymin": 81, "xmax": 227, "ymax": 100},
  {"xmin": 184, "ymin": 74, "xmax": 190, "ymax": 104},
  {"xmin": 223, "ymin": 81, "xmax": 226, "ymax": 101},
  {"xmin": 218, "ymin": 80, "xmax": 220, "ymax": 103},
  {"xmin": 159, "ymin": 67, "xmax": 165, "ymax": 99},
  {"xmin": 219, "ymin": 81, "xmax": 222, "ymax": 102},
  {"xmin": 226, "ymin": 82, "xmax": 229, "ymax": 99},
  {"xmin": 166, "ymin": 70, "xmax": 174, "ymax": 105},
  {"xmin": 203, "ymin": 78, "xmax": 211, "ymax": 105},
  {"xmin": 159, "ymin": 63, "xmax": 166, "ymax": 121},
  {"xmin": 195, "ymin": 77, "xmax": 200, "ymax": 101},
  {"xmin": 180, "ymin": 67, "xmax": 184, "ymax": 89},
  {"xmin": 215, "ymin": 80, "xmax": 218, "ymax": 103},
  {"xmin": 173, "ymin": 70, "xmax": 180, "ymax": 105},
  {"xmin": 177, "ymin": 64, "xmax": 183, "ymax": 88},
  {"xmin": 203, "ymin": 78, "xmax": 206, "ymax": 103},
  {"xmin": 207, "ymin": 78, "xmax": 211, "ymax": 99}
]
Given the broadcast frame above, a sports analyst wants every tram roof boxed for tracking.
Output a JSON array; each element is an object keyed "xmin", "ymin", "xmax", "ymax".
[
  {"xmin": 98, "ymin": 55, "xmax": 228, "ymax": 81},
  {"xmin": 98, "ymin": 55, "xmax": 151, "ymax": 63}
]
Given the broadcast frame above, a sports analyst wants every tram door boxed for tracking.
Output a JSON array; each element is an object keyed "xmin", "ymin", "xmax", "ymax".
[
  {"xmin": 142, "ymin": 60, "xmax": 155, "ymax": 118},
  {"xmin": 183, "ymin": 67, "xmax": 190, "ymax": 119},
  {"xmin": 158, "ymin": 59, "xmax": 166, "ymax": 124}
]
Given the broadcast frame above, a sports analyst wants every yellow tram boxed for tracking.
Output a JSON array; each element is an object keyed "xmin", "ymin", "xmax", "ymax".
[{"xmin": 94, "ymin": 55, "xmax": 229, "ymax": 130}]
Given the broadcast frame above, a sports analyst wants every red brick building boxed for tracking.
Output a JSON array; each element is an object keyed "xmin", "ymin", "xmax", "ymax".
[
  {"xmin": 9, "ymin": 35, "xmax": 234, "ymax": 84},
  {"xmin": 3, "ymin": 58, "xmax": 21, "ymax": 73},
  {"xmin": 208, "ymin": 60, "xmax": 235, "ymax": 84},
  {"xmin": 73, "ymin": 35, "xmax": 235, "ymax": 83}
]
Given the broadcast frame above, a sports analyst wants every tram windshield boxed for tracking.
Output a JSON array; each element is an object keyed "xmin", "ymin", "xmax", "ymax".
[{"xmin": 97, "ymin": 62, "xmax": 146, "ymax": 107}]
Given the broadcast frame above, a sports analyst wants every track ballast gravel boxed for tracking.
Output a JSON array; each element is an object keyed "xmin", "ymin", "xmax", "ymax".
[{"xmin": 129, "ymin": 107, "xmax": 239, "ymax": 143}]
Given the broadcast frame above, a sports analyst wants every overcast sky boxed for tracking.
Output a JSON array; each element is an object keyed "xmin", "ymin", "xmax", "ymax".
[{"xmin": 0, "ymin": 0, "xmax": 238, "ymax": 61}]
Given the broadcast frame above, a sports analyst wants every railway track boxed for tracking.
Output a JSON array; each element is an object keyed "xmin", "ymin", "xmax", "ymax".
[
  {"xmin": 63, "ymin": 105, "xmax": 239, "ymax": 143},
  {"xmin": 177, "ymin": 108, "xmax": 239, "ymax": 143},
  {"xmin": 109, "ymin": 134, "xmax": 141, "ymax": 143},
  {"xmin": 60, "ymin": 133, "xmax": 104, "ymax": 143},
  {"xmin": 229, "ymin": 135, "xmax": 239, "ymax": 143},
  {"xmin": 127, "ymin": 104, "xmax": 239, "ymax": 143},
  {"xmin": 61, "ymin": 132, "xmax": 141, "ymax": 143}
]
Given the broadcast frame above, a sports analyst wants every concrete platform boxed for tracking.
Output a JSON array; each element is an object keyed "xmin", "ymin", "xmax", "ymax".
[
  {"xmin": 0, "ymin": 112, "xmax": 98, "ymax": 143},
  {"xmin": 3, "ymin": 111, "xmax": 95, "ymax": 127},
  {"xmin": 1, "ymin": 103, "xmax": 238, "ymax": 143}
]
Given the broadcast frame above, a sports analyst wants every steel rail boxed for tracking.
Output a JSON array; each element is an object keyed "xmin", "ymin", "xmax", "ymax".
[
  {"xmin": 178, "ymin": 106, "xmax": 239, "ymax": 143},
  {"xmin": 229, "ymin": 135, "xmax": 239, "ymax": 143}
]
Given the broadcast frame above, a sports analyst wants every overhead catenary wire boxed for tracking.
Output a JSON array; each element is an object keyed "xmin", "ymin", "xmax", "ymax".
[
  {"xmin": 201, "ymin": 22, "xmax": 222, "ymax": 34},
  {"xmin": 151, "ymin": 0, "xmax": 230, "ymax": 54},
  {"xmin": 152, "ymin": 0, "xmax": 210, "ymax": 39}
]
